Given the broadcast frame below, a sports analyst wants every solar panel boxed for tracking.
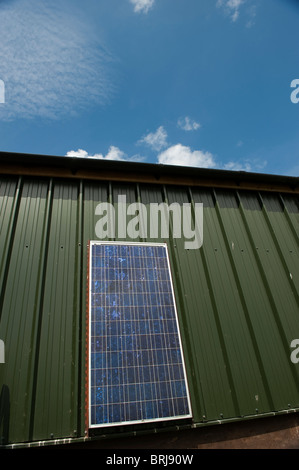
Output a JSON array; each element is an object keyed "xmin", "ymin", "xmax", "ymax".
[{"xmin": 88, "ymin": 241, "xmax": 192, "ymax": 428}]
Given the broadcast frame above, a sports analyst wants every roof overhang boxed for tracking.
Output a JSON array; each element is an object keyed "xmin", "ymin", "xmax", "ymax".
[{"xmin": 0, "ymin": 151, "xmax": 298, "ymax": 194}]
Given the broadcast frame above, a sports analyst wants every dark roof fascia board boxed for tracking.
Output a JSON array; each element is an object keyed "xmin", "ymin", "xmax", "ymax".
[{"xmin": 0, "ymin": 151, "xmax": 298, "ymax": 194}]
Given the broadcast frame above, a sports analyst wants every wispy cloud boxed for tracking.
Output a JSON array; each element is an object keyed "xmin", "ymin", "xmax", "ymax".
[
  {"xmin": 0, "ymin": 0, "xmax": 115, "ymax": 121},
  {"xmin": 223, "ymin": 158, "xmax": 267, "ymax": 172},
  {"xmin": 284, "ymin": 164, "xmax": 299, "ymax": 177},
  {"xmin": 158, "ymin": 144, "xmax": 216, "ymax": 168},
  {"xmin": 66, "ymin": 147, "xmax": 146, "ymax": 163},
  {"xmin": 246, "ymin": 4, "xmax": 257, "ymax": 28},
  {"xmin": 138, "ymin": 126, "xmax": 168, "ymax": 151},
  {"xmin": 130, "ymin": 0, "xmax": 155, "ymax": 14},
  {"xmin": 216, "ymin": 0, "xmax": 245, "ymax": 22},
  {"xmin": 223, "ymin": 160, "xmax": 251, "ymax": 171},
  {"xmin": 177, "ymin": 116, "xmax": 201, "ymax": 131}
]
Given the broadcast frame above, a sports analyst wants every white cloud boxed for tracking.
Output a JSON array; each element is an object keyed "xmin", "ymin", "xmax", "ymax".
[
  {"xmin": 66, "ymin": 145, "xmax": 268, "ymax": 174},
  {"xmin": 177, "ymin": 117, "xmax": 201, "ymax": 131},
  {"xmin": 223, "ymin": 159, "xmax": 267, "ymax": 172},
  {"xmin": 0, "ymin": 0, "xmax": 115, "ymax": 121},
  {"xmin": 139, "ymin": 126, "xmax": 168, "ymax": 151},
  {"xmin": 66, "ymin": 147, "xmax": 146, "ymax": 162},
  {"xmin": 66, "ymin": 147, "xmax": 125, "ymax": 161},
  {"xmin": 66, "ymin": 149, "xmax": 92, "ymax": 158},
  {"xmin": 216, "ymin": 0, "xmax": 245, "ymax": 22},
  {"xmin": 130, "ymin": 0, "xmax": 155, "ymax": 14},
  {"xmin": 223, "ymin": 161, "xmax": 251, "ymax": 172},
  {"xmin": 158, "ymin": 144, "xmax": 216, "ymax": 168}
]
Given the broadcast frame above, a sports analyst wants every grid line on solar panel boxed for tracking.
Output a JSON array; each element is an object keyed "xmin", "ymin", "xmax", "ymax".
[{"xmin": 88, "ymin": 242, "xmax": 192, "ymax": 428}]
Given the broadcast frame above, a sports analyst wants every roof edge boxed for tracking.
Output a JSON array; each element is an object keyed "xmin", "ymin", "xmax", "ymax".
[{"xmin": 0, "ymin": 151, "xmax": 298, "ymax": 193}]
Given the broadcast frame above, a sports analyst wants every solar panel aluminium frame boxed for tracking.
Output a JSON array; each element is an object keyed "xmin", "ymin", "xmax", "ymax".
[{"xmin": 87, "ymin": 240, "xmax": 193, "ymax": 429}]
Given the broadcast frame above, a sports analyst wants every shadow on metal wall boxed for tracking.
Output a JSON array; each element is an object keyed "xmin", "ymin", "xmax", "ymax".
[{"xmin": 0, "ymin": 384, "xmax": 10, "ymax": 445}]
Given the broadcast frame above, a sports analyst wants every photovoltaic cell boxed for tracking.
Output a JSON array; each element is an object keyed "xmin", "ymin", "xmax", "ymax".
[{"xmin": 88, "ymin": 241, "xmax": 192, "ymax": 428}]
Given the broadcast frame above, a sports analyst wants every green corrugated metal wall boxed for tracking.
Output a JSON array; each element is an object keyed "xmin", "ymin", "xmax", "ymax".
[{"xmin": 0, "ymin": 174, "xmax": 298, "ymax": 446}]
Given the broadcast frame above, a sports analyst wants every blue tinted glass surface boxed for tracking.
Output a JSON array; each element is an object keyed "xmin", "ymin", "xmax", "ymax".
[{"xmin": 89, "ymin": 243, "xmax": 191, "ymax": 427}]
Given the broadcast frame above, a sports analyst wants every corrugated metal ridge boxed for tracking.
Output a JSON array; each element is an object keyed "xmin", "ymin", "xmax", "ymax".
[{"xmin": 0, "ymin": 151, "xmax": 298, "ymax": 194}]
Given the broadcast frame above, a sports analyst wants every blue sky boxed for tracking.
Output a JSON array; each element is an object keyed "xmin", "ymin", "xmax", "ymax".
[{"xmin": 0, "ymin": 0, "xmax": 298, "ymax": 176}]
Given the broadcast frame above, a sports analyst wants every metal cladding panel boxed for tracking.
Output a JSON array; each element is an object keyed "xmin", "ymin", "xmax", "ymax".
[
  {"xmin": 32, "ymin": 181, "xmax": 82, "ymax": 441},
  {"xmin": 0, "ymin": 178, "xmax": 81, "ymax": 444},
  {"xmin": 0, "ymin": 173, "xmax": 298, "ymax": 446}
]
